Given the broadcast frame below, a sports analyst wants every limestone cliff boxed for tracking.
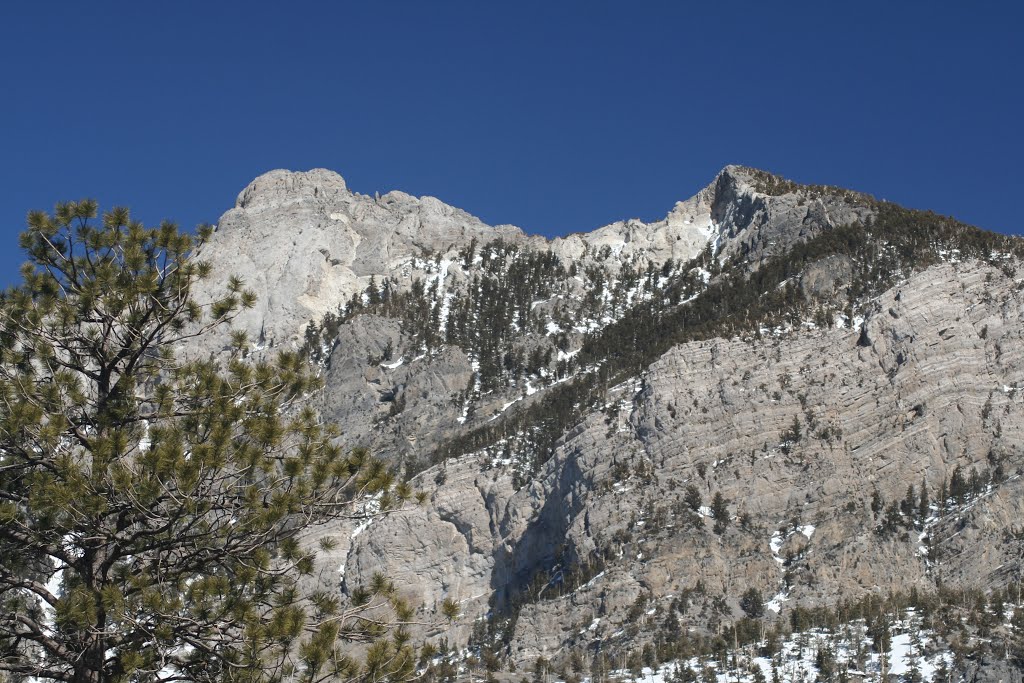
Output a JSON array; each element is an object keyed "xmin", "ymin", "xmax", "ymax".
[
  {"xmin": 195, "ymin": 166, "xmax": 1024, "ymax": 675},
  {"xmin": 193, "ymin": 165, "xmax": 871, "ymax": 352}
]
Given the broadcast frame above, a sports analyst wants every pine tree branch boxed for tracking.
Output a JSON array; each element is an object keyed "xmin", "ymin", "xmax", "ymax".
[
  {"xmin": 0, "ymin": 660, "xmax": 73, "ymax": 682},
  {"xmin": 0, "ymin": 612, "xmax": 75, "ymax": 665},
  {"xmin": 0, "ymin": 565, "xmax": 59, "ymax": 610},
  {"xmin": 0, "ymin": 524, "xmax": 75, "ymax": 567}
]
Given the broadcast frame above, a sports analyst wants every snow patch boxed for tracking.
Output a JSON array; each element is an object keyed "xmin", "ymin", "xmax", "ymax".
[{"xmin": 765, "ymin": 589, "xmax": 789, "ymax": 613}]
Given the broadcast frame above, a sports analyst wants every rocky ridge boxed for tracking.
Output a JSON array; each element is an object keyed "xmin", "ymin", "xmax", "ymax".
[
  {"xmin": 194, "ymin": 165, "xmax": 872, "ymax": 351},
  {"xmin": 329, "ymin": 260, "xmax": 1024, "ymax": 656},
  {"xmin": 201, "ymin": 166, "xmax": 1024, "ymax": 679}
]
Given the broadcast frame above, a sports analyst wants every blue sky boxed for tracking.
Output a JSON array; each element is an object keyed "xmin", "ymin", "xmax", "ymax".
[{"xmin": 1, "ymin": 2, "xmax": 1022, "ymax": 287}]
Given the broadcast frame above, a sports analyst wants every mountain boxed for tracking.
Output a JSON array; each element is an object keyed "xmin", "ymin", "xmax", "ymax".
[{"xmin": 197, "ymin": 166, "xmax": 1024, "ymax": 682}]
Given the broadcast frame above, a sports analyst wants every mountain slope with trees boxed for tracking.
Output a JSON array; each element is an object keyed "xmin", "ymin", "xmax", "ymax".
[
  {"xmin": 0, "ymin": 204, "xmax": 424, "ymax": 683},
  {"xmin": 6, "ymin": 167, "xmax": 1024, "ymax": 683}
]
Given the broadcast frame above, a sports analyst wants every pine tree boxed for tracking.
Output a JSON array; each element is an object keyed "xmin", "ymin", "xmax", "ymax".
[
  {"xmin": 901, "ymin": 484, "xmax": 916, "ymax": 519},
  {"xmin": 0, "ymin": 202, "xmax": 419, "ymax": 683},
  {"xmin": 871, "ymin": 489, "xmax": 883, "ymax": 517},
  {"xmin": 739, "ymin": 588, "xmax": 765, "ymax": 619},
  {"xmin": 683, "ymin": 484, "xmax": 702, "ymax": 512},
  {"xmin": 950, "ymin": 465, "xmax": 967, "ymax": 504},
  {"xmin": 710, "ymin": 492, "xmax": 729, "ymax": 535}
]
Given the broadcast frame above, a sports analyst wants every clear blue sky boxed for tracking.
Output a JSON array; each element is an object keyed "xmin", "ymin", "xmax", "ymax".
[{"xmin": 1, "ymin": 2, "xmax": 1022, "ymax": 287}]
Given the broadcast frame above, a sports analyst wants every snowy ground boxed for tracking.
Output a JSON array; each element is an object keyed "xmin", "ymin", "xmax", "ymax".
[{"xmin": 600, "ymin": 615, "xmax": 952, "ymax": 683}]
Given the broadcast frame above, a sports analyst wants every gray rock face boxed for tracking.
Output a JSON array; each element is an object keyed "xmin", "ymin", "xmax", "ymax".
[
  {"xmin": 318, "ymin": 314, "xmax": 474, "ymax": 463},
  {"xmin": 193, "ymin": 168, "xmax": 523, "ymax": 350},
  {"xmin": 801, "ymin": 254, "xmax": 855, "ymax": 300},
  {"xmin": 190, "ymin": 165, "xmax": 1024, "ymax": 670},
  {"xmin": 710, "ymin": 166, "xmax": 876, "ymax": 266},
  {"xmin": 326, "ymin": 260, "xmax": 1024, "ymax": 664},
  {"xmin": 191, "ymin": 165, "xmax": 869, "ymax": 354}
]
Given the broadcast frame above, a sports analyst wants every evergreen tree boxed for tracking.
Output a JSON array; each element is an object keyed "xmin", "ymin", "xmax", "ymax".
[
  {"xmin": 950, "ymin": 465, "xmax": 968, "ymax": 504},
  {"xmin": 739, "ymin": 588, "xmax": 765, "ymax": 619},
  {"xmin": 710, "ymin": 492, "xmax": 729, "ymax": 535},
  {"xmin": 900, "ymin": 484, "xmax": 916, "ymax": 519},
  {"xmin": 683, "ymin": 484, "xmax": 702, "ymax": 512},
  {"xmin": 0, "ymin": 202, "xmax": 420, "ymax": 683},
  {"xmin": 918, "ymin": 477, "xmax": 930, "ymax": 521},
  {"xmin": 871, "ymin": 489, "xmax": 883, "ymax": 517}
]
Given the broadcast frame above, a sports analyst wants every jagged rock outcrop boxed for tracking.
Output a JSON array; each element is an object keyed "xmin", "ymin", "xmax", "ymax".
[
  {"xmin": 318, "ymin": 314, "xmax": 476, "ymax": 463},
  {"xmin": 191, "ymin": 165, "xmax": 874, "ymax": 354},
  {"xmin": 193, "ymin": 168, "xmax": 522, "ymax": 351},
  {"xmin": 323, "ymin": 259, "xmax": 1024, "ymax": 664},
  {"xmin": 710, "ymin": 166, "xmax": 876, "ymax": 266},
  {"xmin": 192, "ymin": 165, "xmax": 1024, "ymax": 672}
]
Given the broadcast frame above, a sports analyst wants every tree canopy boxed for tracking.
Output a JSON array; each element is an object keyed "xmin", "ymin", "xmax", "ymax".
[{"xmin": 0, "ymin": 201, "xmax": 419, "ymax": 683}]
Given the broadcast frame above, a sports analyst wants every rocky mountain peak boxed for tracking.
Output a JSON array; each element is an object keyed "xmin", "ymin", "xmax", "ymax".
[
  {"xmin": 717, "ymin": 162, "xmax": 766, "ymax": 184},
  {"xmin": 186, "ymin": 164, "xmax": 1024, "ymax": 678},
  {"xmin": 192, "ymin": 165, "xmax": 885, "ymax": 354},
  {"xmin": 234, "ymin": 167, "xmax": 350, "ymax": 212}
]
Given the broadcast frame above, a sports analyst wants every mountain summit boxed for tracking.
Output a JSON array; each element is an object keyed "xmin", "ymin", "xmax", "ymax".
[
  {"xmin": 193, "ymin": 167, "xmax": 1024, "ymax": 681},
  {"xmin": 195, "ymin": 165, "xmax": 873, "ymax": 351}
]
